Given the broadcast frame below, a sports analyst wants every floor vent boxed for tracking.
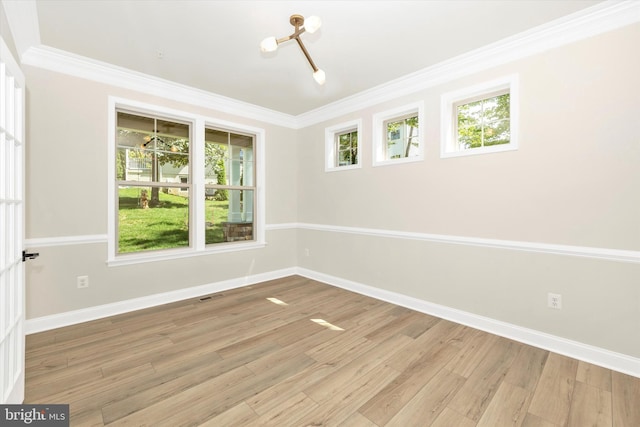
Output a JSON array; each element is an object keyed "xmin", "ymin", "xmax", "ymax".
[{"xmin": 199, "ymin": 294, "xmax": 223, "ymax": 302}]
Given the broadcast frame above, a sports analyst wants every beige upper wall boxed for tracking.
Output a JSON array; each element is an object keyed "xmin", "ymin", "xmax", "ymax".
[
  {"xmin": 22, "ymin": 66, "xmax": 300, "ymax": 318},
  {"xmin": 24, "ymin": 66, "xmax": 299, "ymax": 238},
  {"xmin": 297, "ymin": 24, "xmax": 640, "ymax": 251},
  {"xmin": 295, "ymin": 24, "xmax": 640, "ymax": 359}
]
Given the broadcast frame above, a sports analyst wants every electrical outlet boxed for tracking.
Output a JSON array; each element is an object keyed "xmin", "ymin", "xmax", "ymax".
[
  {"xmin": 547, "ymin": 293, "xmax": 562, "ymax": 309},
  {"xmin": 77, "ymin": 275, "xmax": 89, "ymax": 289}
]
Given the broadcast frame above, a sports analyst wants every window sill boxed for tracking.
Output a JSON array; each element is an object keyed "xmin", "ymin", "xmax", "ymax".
[
  {"xmin": 373, "ymin": 155, "xmax": 424, "ymax": 167},
  {"xmin": 440, "ymin": 143, "xmax": 517, "ymax": 159},
  {"xmin": 325, "ymin": 163, "xmax": 362, "ymax": 172},
  {"xmin": 107, "ymin": 241, "xmax": 266, "ymax": 267}
]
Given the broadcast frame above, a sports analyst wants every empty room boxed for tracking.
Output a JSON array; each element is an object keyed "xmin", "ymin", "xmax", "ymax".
[{"xmin": 1, "ymin": 0, "xmax": 639, "ymax": 426}]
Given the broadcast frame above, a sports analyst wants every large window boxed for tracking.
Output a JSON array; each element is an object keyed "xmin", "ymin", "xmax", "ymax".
[
  {"xmin": 325, "ymin": 119, "xmax": 362, "ymax": 171},
  {"xmin": 441, "ymin": 75, "xmax": 518, "ymax": 158},
  {"xmin": 109, "ymin": 99, "xmax": 264, "ymax": 265},
  {"xmin": 373, "ymin": 102, "xmax": 424, "ymax": 166}
]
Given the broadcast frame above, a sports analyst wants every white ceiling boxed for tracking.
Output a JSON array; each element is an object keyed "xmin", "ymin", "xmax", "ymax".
[{"xmin": 30, "ymin": 0, "xmax": 602, "ymax": 115}]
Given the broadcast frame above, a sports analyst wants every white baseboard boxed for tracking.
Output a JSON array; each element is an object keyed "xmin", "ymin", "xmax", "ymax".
[
  {"xmin": 296, "ymin": 268, "xmax": 640, "ymax": 378},
  {"xmin": 25, "ymin": 267, "xmax": 297, "ymax": 335}
]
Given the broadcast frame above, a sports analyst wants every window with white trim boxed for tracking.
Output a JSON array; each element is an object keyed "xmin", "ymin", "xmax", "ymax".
[
  {"xmin": 109, "ymin": 99, "xmax": 264, "ymax": 265},
  {"xmin": 325, "ymin": 119, "xmax": 362, "ymax": 171},
  {"xmin": 441, "ymin": 75, "xmax": 518, "ymax": 158},
  {"xmin": 373, "ymin": 102, "xmax": 423, "ymax": 166}
]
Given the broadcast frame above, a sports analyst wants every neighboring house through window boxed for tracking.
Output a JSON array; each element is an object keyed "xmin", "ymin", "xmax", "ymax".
[{"xmin": 373, "ymin": 101, "xmax": 424, "ymax": 166}]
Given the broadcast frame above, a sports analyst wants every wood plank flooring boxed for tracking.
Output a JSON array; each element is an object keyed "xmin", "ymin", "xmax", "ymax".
[{"xmin": 25, "ymin": 275, "xmax": 640, "ymax": 426}]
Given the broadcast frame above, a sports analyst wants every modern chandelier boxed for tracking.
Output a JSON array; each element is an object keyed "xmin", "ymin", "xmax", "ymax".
[{"xmin": 260, "ymin": 14, "xmax": 325, "ymax": 85}]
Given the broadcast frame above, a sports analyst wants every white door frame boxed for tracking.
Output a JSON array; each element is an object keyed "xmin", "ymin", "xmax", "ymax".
[{"xmin": 0, "ymin": 35, "xmax": 26, "ymax": 404}]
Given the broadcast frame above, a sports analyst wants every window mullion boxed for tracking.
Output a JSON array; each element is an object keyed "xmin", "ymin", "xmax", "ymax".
[{"xmin": 192, "ymin": 118, "xmax": 205, "ymax": 251}]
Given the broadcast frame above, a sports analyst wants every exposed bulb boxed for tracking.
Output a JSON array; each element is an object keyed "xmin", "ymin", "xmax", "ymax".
[
  {"xmin": 313, "ymin": 69, "xmax": 326, "ymax": 85},
  {"xmin": 260, "ymin": 36, "xmax": 278, "ymax": 52},
  {"xmin": 304, "ymin": 16, "xmax": 322, "ymax": 34}
]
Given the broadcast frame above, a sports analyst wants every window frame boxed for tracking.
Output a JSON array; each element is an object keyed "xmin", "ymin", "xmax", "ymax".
[
  {"xmin": 325, "ymin": 119, "xmax": 362, "ymax": 172},
  {"xmin": 372, "ymin": 101, "xmax": 424, "ymax": 167},
  {"xmin": 107, "ymin": 97, "xmax": 265, "ymax": 266},
  {"xmin": 441, "ymin": 74, "xmax": 519, "ymax": 159}
]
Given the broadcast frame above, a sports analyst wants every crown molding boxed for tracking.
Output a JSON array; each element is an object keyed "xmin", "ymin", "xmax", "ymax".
[
  {"xmin": 16, "ymin": 1, "xmax": 640, "ymax": 130},
  {"xmin": 21, "ymin": 45, "xmax": 298, "ymax": 129},
  {"xmin": 295, "ymin": 0, "xmax": 640, "ymax": 127}
]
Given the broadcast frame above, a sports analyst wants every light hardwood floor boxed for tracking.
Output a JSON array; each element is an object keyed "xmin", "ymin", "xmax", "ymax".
[{"xmin": 25, "ymin": 276, "xmax": 639, "ymax": 426}]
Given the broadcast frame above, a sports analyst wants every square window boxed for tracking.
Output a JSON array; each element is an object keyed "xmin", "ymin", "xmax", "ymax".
[
  {"xmin": 441, "ymin": 75, "xmax": 518, "ymax": 158},
  {"xmin": 325, "ymin": 119, "xmax": 362, "ymax": 171},
  {"xmin": 373, "ymin": 102, "xmax": 424, "ymax": 166}
]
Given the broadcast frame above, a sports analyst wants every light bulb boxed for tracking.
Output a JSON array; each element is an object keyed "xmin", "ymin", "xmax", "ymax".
[
  {"xmin": 313, "ymin": 69, "xmax": 326, "ymax": 85},
  {"xmin": 305, "ymin": 16, "xmax": 322, "ymax": 34},
  {"xmin": 260, "ymin": 37, "xmax": 278, "ymax": 52}
]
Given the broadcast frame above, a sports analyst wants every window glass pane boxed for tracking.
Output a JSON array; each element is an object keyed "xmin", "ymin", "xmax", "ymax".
[
  {"xmin": 117, "ymin": 112, "xmax": 189, "ymax": 184},
  {"xmin": 205, "ymin": 129, "xmax": 254, "ymax": 187},
  {"xmin": 205, "ymin": 189, "xmax": 254, "ymax": 244},
  {"xmin": 204, "ymin": 140, "xmax": 228, "ymax": 186},
  {"xmin": 338, "ymin": 149, "xmax": 352, "ymax": 166},
  {"xmin": 484, "ymin": 119, "xmax": 510, "ymax": 146},
  {"xmin": 406, "ymin": 135, "xmax": 420, "ymax": 156},
  {"xmin": 385, "ymin": 115, "xmax": 418, "ymax": 160},
  {"xmin": 118, "ymin": 186, "xmax": 189, "ymax": 253},
  {"xmin": 484, "ymin": 93, "xmax": 510, "ymax": 121},
  {"xmin": 456, "ymin": 92, "xmax": 510, "ymax": 150},
  {"xmin": 336, "ymin": 130, "xmax": 357, "ymax": 166},
  {"xmin": 458, "ymin": 124, "xmax": 482, "ymax": 150}
]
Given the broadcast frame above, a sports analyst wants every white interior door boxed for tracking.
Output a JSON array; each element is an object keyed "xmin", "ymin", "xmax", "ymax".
[{"xmin": 0, "ymin": 36, "xmax": 26, "ymax": 404}]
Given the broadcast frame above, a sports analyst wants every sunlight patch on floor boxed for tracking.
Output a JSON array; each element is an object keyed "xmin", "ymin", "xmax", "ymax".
[{"xmin": 310, "ymin": 318, "xmax": 344, "ymax": 331}]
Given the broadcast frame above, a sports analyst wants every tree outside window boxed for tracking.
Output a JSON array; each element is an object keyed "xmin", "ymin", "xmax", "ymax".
[
  {"xmin": 385, "ymin": 115, "xmax": 419, "ymax": 159},
  {"xmin": 457, "ymin": 92, "xmax": 510, "ymax": 150},
  {"xmin": 337, "ymin": 130, "xmax": 358, "ymax": 166},
  {"xmin": 115, "ymin": 111, "xmax": 255, "ymax": 255},
  {"xmin": 441, "ymin": 75, "xmax": 518, "ymax": 158}
]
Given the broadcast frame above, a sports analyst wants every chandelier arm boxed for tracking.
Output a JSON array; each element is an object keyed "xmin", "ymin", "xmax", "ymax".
[
  {"xmin": 295, "ymin": 37, "xmax": 319, "ymax": 73},
  {"xmin": 276, "ymin": 27, "xmax": 306, "ymax": 44}
]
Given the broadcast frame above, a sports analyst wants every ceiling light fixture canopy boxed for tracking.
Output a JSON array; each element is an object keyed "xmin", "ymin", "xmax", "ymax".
[{"xmin": 260, "ymin": 14, "xmax": 325, "ymax": 85}]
